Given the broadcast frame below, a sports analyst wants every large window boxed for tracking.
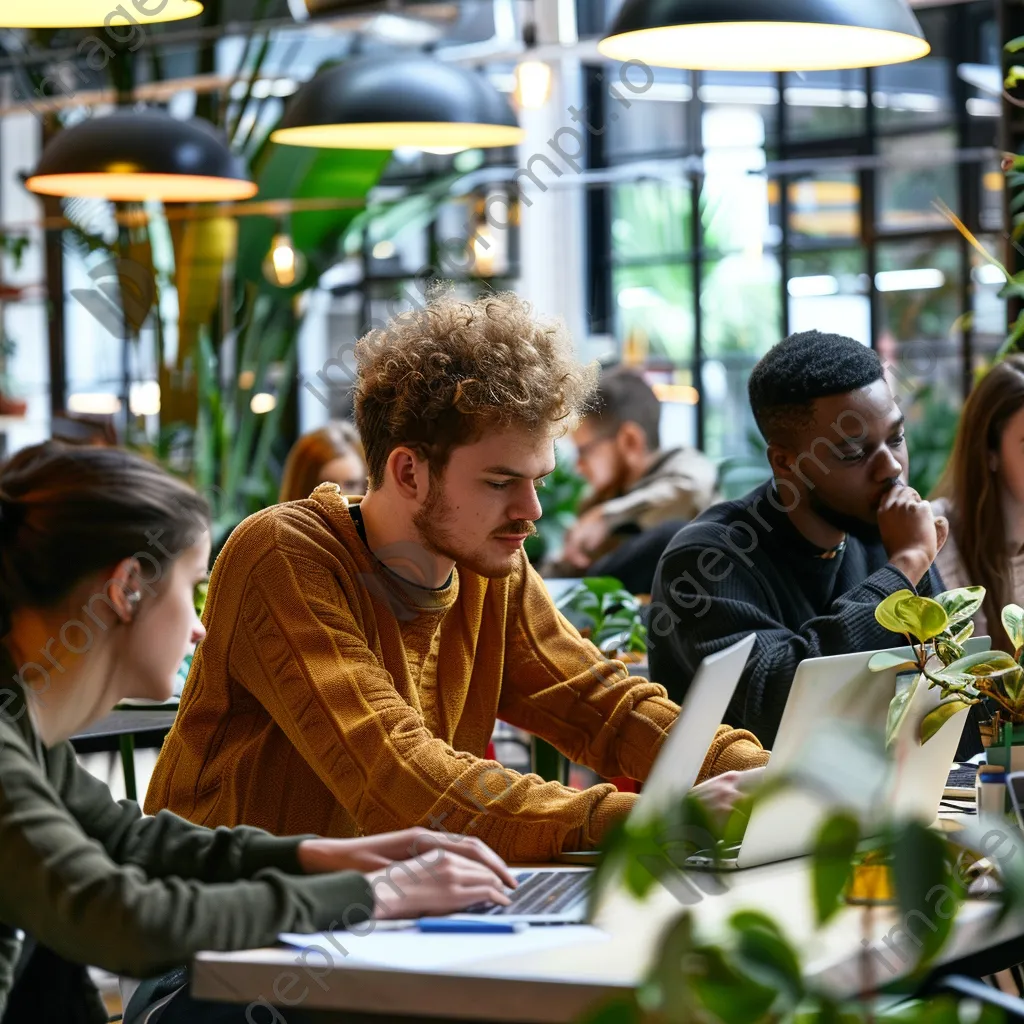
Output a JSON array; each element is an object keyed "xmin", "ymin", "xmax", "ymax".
[{"xmin": 586, "ymin": 1, "xmax": 1002, "ymax": 468}]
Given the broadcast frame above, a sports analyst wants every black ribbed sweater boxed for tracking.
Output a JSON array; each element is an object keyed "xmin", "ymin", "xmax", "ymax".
[{"xmin": 648, "ymin": 480, "xmax": 945, "ymax": 748}]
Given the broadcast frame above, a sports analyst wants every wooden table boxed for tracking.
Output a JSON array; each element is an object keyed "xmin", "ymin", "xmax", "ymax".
[
  {"xmin": 70, "ymin": 706, "xmax": 178, "ymax": 801},
  {"xmin": 190, "ymin": 853, "xmax": 1024, "ymax": 1023}
]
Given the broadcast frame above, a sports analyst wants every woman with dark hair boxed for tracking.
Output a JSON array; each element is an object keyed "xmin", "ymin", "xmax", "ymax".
[
  {"xmin": 932, "ymin": 356, "xmax": 1024, "ymax": 650},
  {"xmin": 279, "ymin": 421, "xmax": 367, "ymax": 503},
  {"xmin": 0, "ymin": 442, "xmax": 513, "ymax": 1024}
]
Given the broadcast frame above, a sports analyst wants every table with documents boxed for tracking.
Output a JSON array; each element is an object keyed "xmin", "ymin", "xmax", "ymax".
[{"xmin": 191, "ymin": 850, "xmax": 1024, "ymax": 1024}]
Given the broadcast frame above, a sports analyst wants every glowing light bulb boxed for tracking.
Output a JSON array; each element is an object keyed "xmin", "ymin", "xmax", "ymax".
[
  {"xmin": 262, "ymin": 232, "xmax": 307, "ymax": 288},
  {"xmin": 514, "ymin": 61, "xmax": 553, "ymax": 110},
  {"xmin": 250, "ymin": 392, "xmax": 277, "ymax": 414},
  {"xmin": 129, "ymin": 381, "xmax": 161, "ymax": 417}
]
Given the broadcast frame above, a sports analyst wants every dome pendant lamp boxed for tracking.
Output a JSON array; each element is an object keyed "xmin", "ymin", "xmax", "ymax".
[
  {"xmin": 25, "ymin": 111, "xmax": 257, "ymax": 203},
  {"xmin": 598, "ymin": 0, "xmax": 930, "ymax": 72},
  {"xmin": 270, "ymin": 53, "xmax": 524, "ymax": 150},
  {"xmin": 0, "ymin": 0, "xmax": 203, "ymax": 28}
]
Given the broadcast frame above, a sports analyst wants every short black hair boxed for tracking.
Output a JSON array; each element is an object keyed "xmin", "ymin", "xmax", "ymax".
[
  {"xmin": 588, "ymin": 369, "xmax": 661, "ymax": 450},
  {"xmin": 748, "ymin": 330, "xmax": 883, "ymax": 443}
]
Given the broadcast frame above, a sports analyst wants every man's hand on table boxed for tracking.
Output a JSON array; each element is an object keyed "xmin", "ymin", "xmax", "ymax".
[{"xmin": 297, "ymin": 827, "xmax": 518, "ymax": 919}]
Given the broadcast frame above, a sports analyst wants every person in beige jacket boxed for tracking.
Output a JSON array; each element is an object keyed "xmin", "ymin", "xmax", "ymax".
[{"xmin": 551, "ymin": 368, "xmax": 719, "ymax": 590}]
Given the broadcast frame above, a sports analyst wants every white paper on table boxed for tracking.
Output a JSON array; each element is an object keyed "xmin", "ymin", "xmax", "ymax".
[{"xmin": 278, "ymin": 925, "xmax": 610, "ymax": 972}]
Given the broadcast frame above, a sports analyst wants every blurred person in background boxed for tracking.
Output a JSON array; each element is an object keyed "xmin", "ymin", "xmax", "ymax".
[
  {"xmin": 279, "ymin": 420, "xmax": 367, "ymax": 502},
  {"xmin": 549, "ymin": 368, "xmax": 718, "ymax": 593},
  {"xmin": 932, "ymin": 356, "xmax": 1024, "ymax": 649},
  {"xmin": 0, "ymin": 443, "xmax": 513, "ymax": 1024}
]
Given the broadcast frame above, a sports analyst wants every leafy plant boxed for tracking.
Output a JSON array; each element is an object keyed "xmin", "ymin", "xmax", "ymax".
[
  {"xmin": 524, "ymin": 457, "xmax": 587, "ymax": 564},
  {"xmin": 869, "ymin": 585, "xmax": 1024, "ymax": 743},
  {"xmin": 901, "ymin": 386, "xmax": 961, "ymax": 499},
  {"xmin": 556, "ymin": 577, "xmax": 647, "ymax": 656},
  {"xmin": 584, "ymin": 728, "xmax": 1023, "ymax": 1024}
]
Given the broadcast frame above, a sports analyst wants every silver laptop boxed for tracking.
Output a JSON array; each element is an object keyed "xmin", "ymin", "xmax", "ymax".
[
  {"xmin": 450, "ymin": 633, "xmax": 758, "ymax": 924},
  {"xmin": 701, "ymin": 637, "xmax": 990, "ymax": 871}
]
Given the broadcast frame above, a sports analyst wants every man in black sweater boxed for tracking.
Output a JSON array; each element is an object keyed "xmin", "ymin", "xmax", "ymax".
[{"xmin": 649, "ymin": 331, "xmax": 949, "ymax": 747}]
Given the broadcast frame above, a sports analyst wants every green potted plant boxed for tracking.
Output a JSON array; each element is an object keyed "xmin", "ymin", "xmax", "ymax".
[
  {"xmin": 584, "ymin": 747, "xmax": 1019, "ymax": 1024},
  {"xmin": 869, "ymin": 587, "xmax": 1024, "ymax": 768},
  {"xmin": 555, "ymin": 577, "xmax": 648, "ymax": 661}
]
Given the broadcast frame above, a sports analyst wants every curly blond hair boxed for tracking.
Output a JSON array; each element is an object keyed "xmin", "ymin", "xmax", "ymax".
[{"xmin": 355, "ymin": 291, "xmax": 597, "ymax": 488}]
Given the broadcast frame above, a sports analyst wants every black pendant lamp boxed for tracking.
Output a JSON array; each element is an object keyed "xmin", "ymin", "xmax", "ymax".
[
  {"xmin": 599, "ymin": 0, "xmax": 930, "ymax": 71},
  {"xmin": 25, "ymin": 111, "xmax": 257, "ymax": 202},
  {"xmin": 271, "ymin": 53, "xmax": 524, "ymax": 150}
]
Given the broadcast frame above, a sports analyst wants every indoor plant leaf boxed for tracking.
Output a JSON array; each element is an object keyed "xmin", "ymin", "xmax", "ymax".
[
  {"xmin": 952, "ymin": 621, "xmax": 975, "ymax": 645},
  {"xmin": 892, "ymin": 820, "xmax": 959, "ymax": 966},
  {"xmin": 935, "ymin": 638, "xmax": 965, "ymax": 668},
  {"xmin": 886, "ymin": 677, "xmax": 919, "ymax": 746},
  {"xmin": 811, "ymin": 812, "xmax": 861, "ymax": 925},
  {"xmin": 875, "ymin": 589, "xmax": 916, "ymax": 634},
  {"xmin": 920, "ymin": 699, "xmax": 971, "ymax": 744},
  {"xmin": 730, "ymin": 910, "xmax": 804, "ymax": 1005},
  {"xmin": 1003, "ymin": 604, "xmax": 1024, "ymax": 651},
  {"xmin": 689, "ymin": 945, "xmax": 780, "ymax": 1024},
  {"xmin": 939, "ymin": 650, "xmax": 1019, "ymax": 679},
  {"xmin": 934, "ymin": 587, "xmax": 985, "ymax": 628},
  {"xmin": 868, "ymin": 651, "xmax": 918, "ymax": 673},
  {"xmin": 893, "ymin": 596, "xmax": 949, "ymax": 643}
]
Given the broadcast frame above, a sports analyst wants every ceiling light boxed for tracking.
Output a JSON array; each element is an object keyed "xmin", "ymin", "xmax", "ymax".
[
  {"xmin": 875, "ymin": 268, "xmax": 945, "ymax": 292},
  {"xmin": 2, "ymin": 0, "xmax": 201, "ymax": 27},
  {"xmin": 599, "ymin": 0, "xmax": 930, "ymax": 71},
  {"xmin": 129, "ymin": 381, "xmax": 161, "ymax": 417},
  {"xmin": 262, "ymin": 232, "xmax": 306, "ymax": 288},
  {"xmin": 68, "ymin": 392, "xmax": 122, "ymax": 415},
  {"xmin": 788, "ymin": 275, "xmax": 840, "ymax": 298},
  {"xmin": 26, "ymin": 110, "xmax": 256, "ymax": 202},
  {"xmin": 250, "ymin": 392, "xmax": 277, "ymax": 414},
  {"xmin": 514, "ymin": 61, "xmax": 553, "ymax": 110},
  {"xmin": 974, "ymin": 264, "xmax": 1007, "ymax": 287},
  {"xmin": 271, "ymin": 54, "xmax": 524, "ymax": 151}
]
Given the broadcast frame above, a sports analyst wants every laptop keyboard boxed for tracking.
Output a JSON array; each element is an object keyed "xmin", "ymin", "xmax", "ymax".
[
  {"xmin": 946, "ymin": 765, "xmax": 978, "ymax": 789},
  {"xmin": 466, "ymin": 870, "xmax": 591, "ymax": 916}
]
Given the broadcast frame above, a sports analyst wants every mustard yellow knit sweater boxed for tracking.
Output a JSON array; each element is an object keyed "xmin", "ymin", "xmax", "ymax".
[{"xmin": 145, "ymin": 485, "xmax": 768, "ymax": 862}]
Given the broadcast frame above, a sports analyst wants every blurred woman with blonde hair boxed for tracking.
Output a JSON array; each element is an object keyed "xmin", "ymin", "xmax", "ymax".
[{"xmin": 279, "ymin": 420, "xmax": 367, "ymax": 502}]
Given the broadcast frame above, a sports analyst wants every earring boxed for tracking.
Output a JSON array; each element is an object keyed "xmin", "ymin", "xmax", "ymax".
[{"xmin": 125, "ymin": 591, "xmax": 141, "ymax": 619}]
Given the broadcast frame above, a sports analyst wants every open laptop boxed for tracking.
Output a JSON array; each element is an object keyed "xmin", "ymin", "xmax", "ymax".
[
  {"xmin": 449, "ymin": 632, "xmax": 758, "ymax": 924},
  {"xmin": 695, "ymin": 637, "xmax": 991, "ymax": 872}
]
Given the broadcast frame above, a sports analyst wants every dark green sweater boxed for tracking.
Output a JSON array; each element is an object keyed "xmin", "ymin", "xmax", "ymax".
[{"xmin": 0, "ymin": 669, "xmax": 373, "ymax": 1019}]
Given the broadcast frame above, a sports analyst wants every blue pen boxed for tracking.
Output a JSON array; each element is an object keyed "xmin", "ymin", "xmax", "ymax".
[{"xmin": 416, "ymin": 918, "xmax": 527, "ymax": 934}]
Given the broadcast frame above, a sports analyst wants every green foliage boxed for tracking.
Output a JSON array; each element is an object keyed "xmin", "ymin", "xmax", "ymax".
[
  {"xmin": 524, "ymin": 458, "xmax": 587, "ymax": 564},
  {"xmin": 872, "ymin": 586, "xmax": 1024, "ymax": 741},
  {"xmin": 811, "ymin": 813, "xmax": 861, "ymax": 926},
  {"xmin": 556, "ymin": 578, "xmax": 647, "ymax": 655},
  {"xmin": 588, "ymin": 738, "xmax": 1024, "ymax": 1024},
  {"xmin": 902, "ymin": 387, "xmax": 961, "ymax": 499}
]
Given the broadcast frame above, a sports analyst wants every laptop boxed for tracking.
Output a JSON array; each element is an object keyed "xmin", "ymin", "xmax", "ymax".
[
  {"xmin": 699, "ymin": 637, "xmax": 991, "ymax": 871},
  {"xmin": 449, "ymin": 633, "xmax": 758, "ymax": 924}
]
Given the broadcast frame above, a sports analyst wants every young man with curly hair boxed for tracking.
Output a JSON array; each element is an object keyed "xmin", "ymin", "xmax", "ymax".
[
  {"xmin": 650, "ymin": 331, "xmax": 948, "ymax": 749},
  {"xmin": 147, "ymin": 293, "xmax": 768, "ymax": 863}
]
